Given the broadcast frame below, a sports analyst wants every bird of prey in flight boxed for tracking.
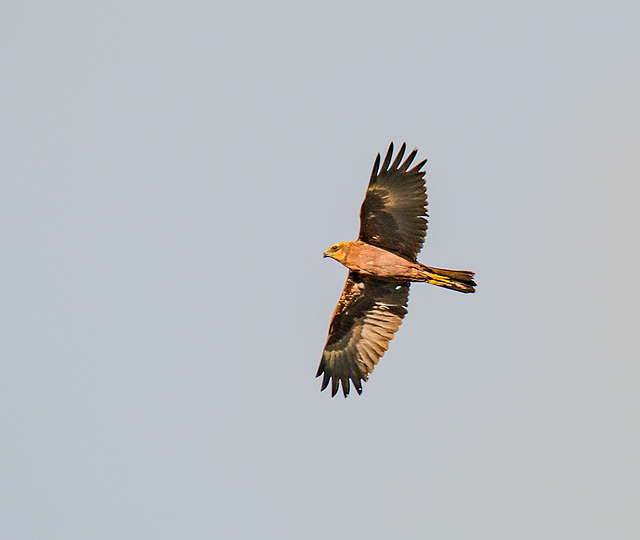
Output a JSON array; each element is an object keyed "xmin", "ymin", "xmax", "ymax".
[{"xmin": 317, "ymin": 142, "xmax": 476, "ymax": 397}]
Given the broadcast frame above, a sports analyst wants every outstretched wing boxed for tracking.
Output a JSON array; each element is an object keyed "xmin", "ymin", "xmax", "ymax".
[
  {"xmin": 358, "ymin": 142, "xmax": 428, "ymax": 261},
  {"xmin": 317, "ymin": 273, "xmax": 410, "ymax": 397}
]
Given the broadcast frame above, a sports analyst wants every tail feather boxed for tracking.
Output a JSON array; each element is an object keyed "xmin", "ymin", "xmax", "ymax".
[{"xmin": 418, "ymin": 265, "xmax": 476, "ymax": 293}]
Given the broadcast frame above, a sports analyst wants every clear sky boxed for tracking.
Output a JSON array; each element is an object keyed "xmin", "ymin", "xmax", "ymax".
[{"xmin": 3, "ymin": 1, "xmax": 640, "ymax": 538}]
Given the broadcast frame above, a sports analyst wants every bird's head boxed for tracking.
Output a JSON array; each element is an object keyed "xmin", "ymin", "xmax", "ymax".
[{"xmin": 323, "ymin": 242, "xmax": 351, "ymax": 262}]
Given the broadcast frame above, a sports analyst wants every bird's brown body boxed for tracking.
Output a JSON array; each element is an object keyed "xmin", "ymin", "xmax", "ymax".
[
  {"xmin": 317, "ymin": 143, "xmax": 476, "ymax": 397},
  {"xmin": 327, "ymin": 240, "xmax": 419, "ymax": 279},
  {"xmin": 325, "ymin": 240, "xmax": 475, "ymax": 292}
]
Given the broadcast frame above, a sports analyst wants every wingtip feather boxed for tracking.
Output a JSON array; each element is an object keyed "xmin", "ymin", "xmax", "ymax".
[
  {"xmin": 390, "ymin": 142, "xmax": 407, "ymax": 170},
  {"xmin": 381, "ymin": 142, "xmax": 394, "ymax": 172},
  {"xmin": 399, "ymin": 148, "xmax": 418, "ymax": 172},
  {"xmin": 370, "ymin": 153, "xmax": 381, "ymax": 182},
  {"xmin": 342, "ymin": 378, "xmax": 350, "ymax": 398},
  {"xmin": 331, "ymin": 377, "xmax": 339, "ymax": 397},
  {"xmin": 411, "ymin": 158, "xmax": 428, "ymax": 173}
]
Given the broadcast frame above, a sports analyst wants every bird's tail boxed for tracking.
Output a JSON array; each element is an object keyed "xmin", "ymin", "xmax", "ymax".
[{"xmin": 416, "ymin": 265, "xmax": 476, "ymax": 293}]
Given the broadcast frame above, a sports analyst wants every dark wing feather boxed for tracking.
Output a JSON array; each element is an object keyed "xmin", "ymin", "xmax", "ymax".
[
  {"xmin": 316, "ymin": 273, "xmax": 410, "ymax": 397},
  {"xmin": 358, "ymin": 142, "xmax": 428, "ymax": 261}
]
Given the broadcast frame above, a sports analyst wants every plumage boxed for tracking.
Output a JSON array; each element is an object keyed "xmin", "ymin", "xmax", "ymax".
[
  {"xmin": 358, "ymin": 142, "xmax": 428, "ymax": 261},
  {"xmin": 318, "ymin": 143, "xmax": 476, "ymax": 397}
]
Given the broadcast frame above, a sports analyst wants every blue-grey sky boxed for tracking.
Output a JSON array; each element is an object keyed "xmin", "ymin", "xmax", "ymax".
[{"xmin": 3, "ymin": 1, "xmax": 640, "ymax": 538}]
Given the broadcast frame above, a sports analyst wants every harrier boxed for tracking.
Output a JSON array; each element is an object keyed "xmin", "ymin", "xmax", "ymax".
[{"xmin": 317, "ymin": 142, "xmax": 476, "ymax": 397}]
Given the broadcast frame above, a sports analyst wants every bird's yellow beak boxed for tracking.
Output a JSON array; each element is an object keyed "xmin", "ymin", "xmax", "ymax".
[
  {"xmin": 324, "ymin": 243, "xmax": 346, "ymax": 261},
  {"xmin": 324, "ymin": 243, "xmax": 348, "ymax": 261}
]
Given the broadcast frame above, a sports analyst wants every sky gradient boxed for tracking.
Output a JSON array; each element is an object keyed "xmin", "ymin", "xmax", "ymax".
[{"xmin": 3, "ymin": 2, "xmax": 640, "ymax": 538}]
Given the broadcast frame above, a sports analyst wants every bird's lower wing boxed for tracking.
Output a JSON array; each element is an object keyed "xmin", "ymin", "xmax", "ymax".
[{"xmin": 317, "ymin": 273, "xmax": 410, "ymax": 397}]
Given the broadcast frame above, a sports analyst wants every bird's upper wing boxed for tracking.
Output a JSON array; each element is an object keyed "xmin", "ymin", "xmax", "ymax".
[
  {"xmin": 358, "ymin": 142, "xmax": 428, "ymax": 261},
  {"xmin": 317, "ymin": 273, "xmax": 410, "ymax": 397}
]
